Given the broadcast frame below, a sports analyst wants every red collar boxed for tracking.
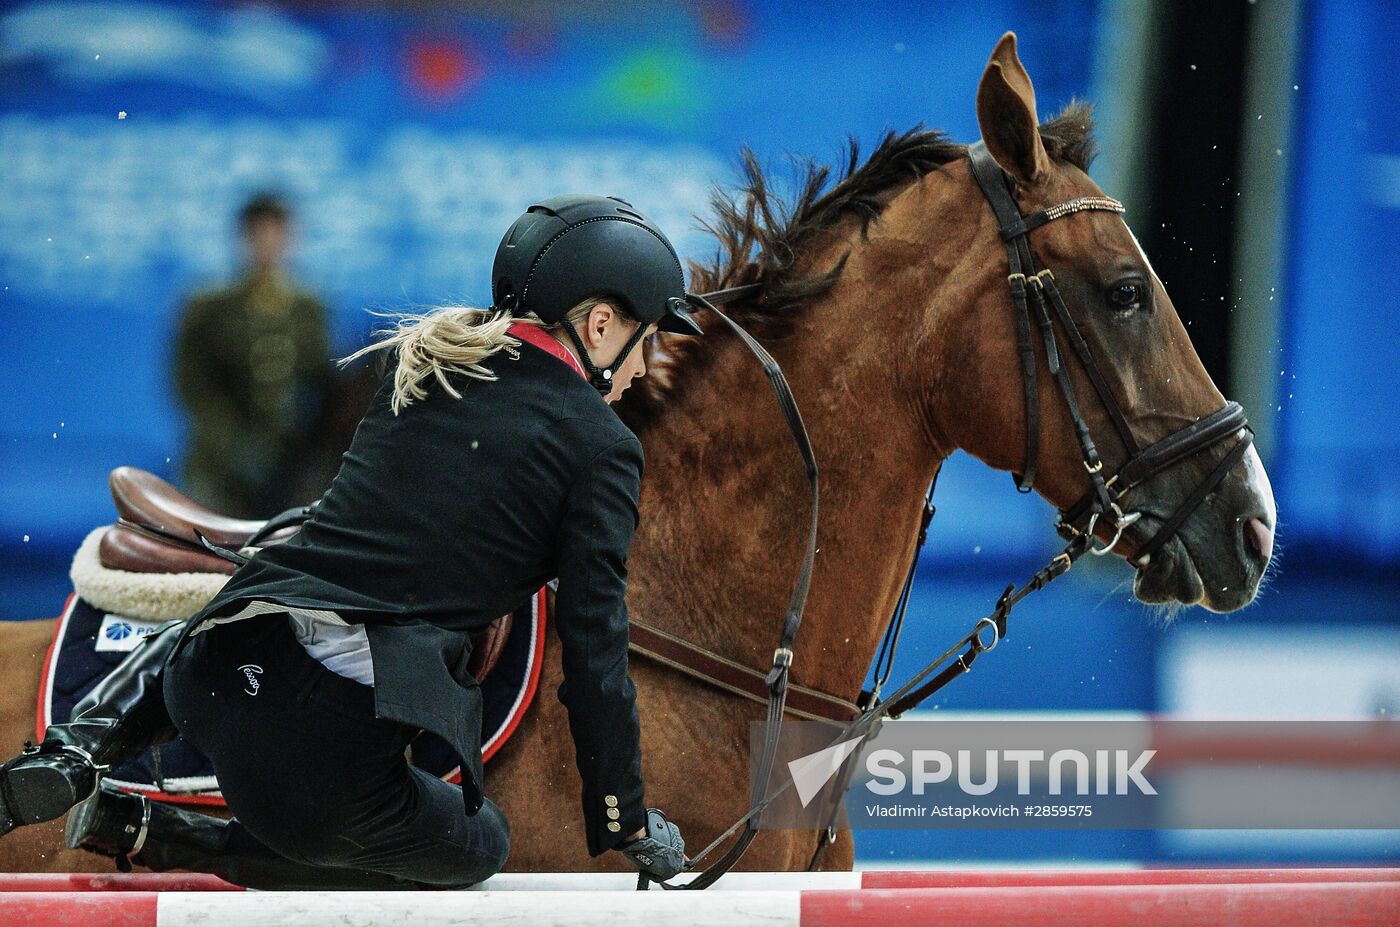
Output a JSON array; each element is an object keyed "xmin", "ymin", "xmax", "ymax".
[{"xmin": 507, "ymin": 322, "xmax": 588, "ymax": 381}]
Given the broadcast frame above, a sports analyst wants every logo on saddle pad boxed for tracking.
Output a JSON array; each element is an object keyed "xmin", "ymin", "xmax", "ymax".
[
  {"xmin": 238, "ymin": 664, "xmax": 264, "ymax": 696},
  {"xmin": 95, "ymin": 613, "xmax": 166, "ymax": 653}
]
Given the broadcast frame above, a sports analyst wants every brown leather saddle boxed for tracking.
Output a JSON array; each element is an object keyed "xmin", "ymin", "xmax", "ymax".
[{"xmin": 97, "ymin": 466, "xmax": 512, "ymax": 682}]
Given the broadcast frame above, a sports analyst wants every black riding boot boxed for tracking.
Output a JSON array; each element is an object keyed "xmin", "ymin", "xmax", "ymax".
[
  {"xmin": 66, "ymin": 784, "xmax": 426, "ymax": 891},
  {"xmin": 0, "ymin": 619, "xmax": 184, "ymax": 837}
]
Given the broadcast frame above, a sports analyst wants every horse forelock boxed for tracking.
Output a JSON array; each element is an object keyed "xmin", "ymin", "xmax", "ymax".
[{"xmin": 617, "ymin": 101, "xmax": 1098, "ymax": 431}]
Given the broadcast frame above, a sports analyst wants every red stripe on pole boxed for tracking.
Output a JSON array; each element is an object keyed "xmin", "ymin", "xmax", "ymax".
[
  {"xmin": 7, "ymin": 884, "xmax": 1398, "ymax": 927},
  {"xmin": 0, "ymin": 872, "xmax": 242, "ymax": 892},
  {"xmin": 1149, "ymin": 719, "xmax": 1400, "ymax": 767},
  {"xmin": 803, "ymin": 883, "xmax": 1400, "ymax": 927},
  {"xmin": 861, "ymin": 868, "xmax": 1400, "ymax": 889},
  {"xmin": 2, "ymin": 892, "xmax": 157, "ymax": 927}
]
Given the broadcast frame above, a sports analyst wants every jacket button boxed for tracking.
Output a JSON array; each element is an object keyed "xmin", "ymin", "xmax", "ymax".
[
  {"xmin": 604, "ymin": 795, "xmax": 618, "ymax": 807},
  {"xmin": 607, "ymin": 821, "xmax": 621, "ymax": 832},
  {"xmin": 606, "ymin": 807, "xmax": 620, "ymax": 820}
]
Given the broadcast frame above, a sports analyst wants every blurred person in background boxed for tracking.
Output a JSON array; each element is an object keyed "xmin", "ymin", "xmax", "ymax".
[{"xmin": 174, "ymin": 192, "xmax": 332, "ymax": 519}]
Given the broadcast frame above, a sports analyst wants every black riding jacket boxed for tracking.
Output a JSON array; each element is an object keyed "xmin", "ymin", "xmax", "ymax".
[{"xmin": 184, "ymin": 339, "xmax": 647, "ymax": 856}]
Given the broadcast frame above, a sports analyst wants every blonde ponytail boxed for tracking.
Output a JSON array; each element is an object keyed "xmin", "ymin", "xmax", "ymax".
[{"xmin": 338, "ymin": 297, "xmax": 611, "ymax": 414}]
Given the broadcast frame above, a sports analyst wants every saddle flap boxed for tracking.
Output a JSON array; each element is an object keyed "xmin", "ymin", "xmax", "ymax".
[
  {"xmin": 467, "ymin": 612, "xmax": 513, "ymax": 683},
  {"xmin": 100, "ymin": 523, "xmax": 238, "ymax": 576}
]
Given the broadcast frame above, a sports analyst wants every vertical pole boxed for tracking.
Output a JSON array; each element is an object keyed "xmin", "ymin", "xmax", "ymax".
[
  {"xmin": 1230, "ymin": 0, "xmax": 1303, "ymax": 462},
  {"xmin": 1089, "ymin": 0, "xmax": 1168, "ymax": 226}
]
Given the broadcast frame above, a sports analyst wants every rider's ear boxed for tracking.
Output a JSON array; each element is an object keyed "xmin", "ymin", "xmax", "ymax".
[
  {"xmin": 587, "ymin": 302, "xmax": 614, "ymax": 344},
  {"xmin": 975, "ymin": 32, "xmax": 1051, "ymax": 185}
]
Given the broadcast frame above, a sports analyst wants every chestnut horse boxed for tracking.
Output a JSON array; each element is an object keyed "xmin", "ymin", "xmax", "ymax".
[{"xmin": 0, "ymin": 34, "xmax": 1275, "ymax": 875}]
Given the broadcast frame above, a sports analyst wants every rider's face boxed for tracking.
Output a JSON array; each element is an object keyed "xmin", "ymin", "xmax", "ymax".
[{"xmin": 581, "ymin": 304, "xmax": 657, "ymax": 404}]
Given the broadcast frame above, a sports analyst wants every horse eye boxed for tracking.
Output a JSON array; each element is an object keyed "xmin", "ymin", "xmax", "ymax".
[{"xmin": 1107, "ymin": 282, "xmax": 1144, "ymax": 310}]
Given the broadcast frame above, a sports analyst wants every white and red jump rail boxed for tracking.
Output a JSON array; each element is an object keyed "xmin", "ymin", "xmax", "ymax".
[{"xmin": 5, "ymin": 868, "xmax": 1397, "ymax": 927}]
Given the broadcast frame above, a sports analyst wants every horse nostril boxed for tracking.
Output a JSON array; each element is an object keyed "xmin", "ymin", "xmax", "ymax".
[{"xmin": 1244, "ymin": 517, "xmax": 1274, "ymax": 562}]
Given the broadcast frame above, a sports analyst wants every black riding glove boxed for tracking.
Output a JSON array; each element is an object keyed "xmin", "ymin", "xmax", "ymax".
[{"xmin": 617, "ymin": 807, "xmax": 685, "ymax": 880}]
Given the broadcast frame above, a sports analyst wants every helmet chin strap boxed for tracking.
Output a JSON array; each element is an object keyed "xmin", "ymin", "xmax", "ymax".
[{"xmin": 560, "ymin": 320, "xmax": 649, "ymax": 396}]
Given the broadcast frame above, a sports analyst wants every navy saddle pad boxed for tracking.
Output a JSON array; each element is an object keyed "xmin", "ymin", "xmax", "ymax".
[{"xmin": 39, "ymin": 592, "xmax": 547, "ymax": 804}]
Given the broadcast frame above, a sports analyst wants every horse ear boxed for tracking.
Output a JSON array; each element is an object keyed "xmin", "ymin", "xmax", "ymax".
[{"xmin": 976, "ymin": 32, "xmax": 1051, "ymax": 185}]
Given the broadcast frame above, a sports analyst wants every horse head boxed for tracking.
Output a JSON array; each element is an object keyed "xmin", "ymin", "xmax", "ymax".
[
  {"xmin": 622, "ymin": 33, "xmax": 1278, "ymax": 693},
  {"xmin": 911, "ymin": 33, "xmax": 1276, "ymax": 612}
]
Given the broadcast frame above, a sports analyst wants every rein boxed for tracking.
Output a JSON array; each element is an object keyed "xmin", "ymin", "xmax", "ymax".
[
  {"xmin": 643, "ymin": 143, "xmax": 1254, "ymax": 888},
  {"xmin": 631, "ymin": 286, "xmax": 821, "ymax": 891}
]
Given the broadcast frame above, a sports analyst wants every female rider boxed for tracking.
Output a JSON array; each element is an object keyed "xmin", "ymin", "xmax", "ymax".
[{"xmin": 0, "ymin": 194, "xmax": 691, "ymax": 889}]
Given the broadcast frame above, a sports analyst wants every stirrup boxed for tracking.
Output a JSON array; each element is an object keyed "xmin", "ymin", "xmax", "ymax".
[
  {"xmin": 65, "ymin": 785, "xmax": 150, "ymax": 869},
  {"xmin": 116, "ymin": 795, "xmax": 152, "ymax": 873}
]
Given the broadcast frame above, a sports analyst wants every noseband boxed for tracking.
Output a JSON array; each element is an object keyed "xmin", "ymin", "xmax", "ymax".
[{"xmin": 966, "ymin": 141, "xmax": 1253, "ymax": 562}]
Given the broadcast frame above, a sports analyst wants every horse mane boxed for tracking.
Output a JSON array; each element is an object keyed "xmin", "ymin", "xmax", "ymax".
[{"xmin": 617, "ymin": 101, "xmax": 1096, "ymax": 428}]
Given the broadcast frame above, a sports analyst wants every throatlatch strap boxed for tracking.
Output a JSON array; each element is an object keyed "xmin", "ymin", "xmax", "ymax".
[{"xmin": 969, "ymin": 143, "xmax": 1040, "ymax": 491}]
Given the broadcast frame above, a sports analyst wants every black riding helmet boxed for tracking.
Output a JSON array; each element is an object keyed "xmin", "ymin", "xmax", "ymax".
[{"xmin": 492, "ymin": 194, "xmax": 702, "ymax": 394}]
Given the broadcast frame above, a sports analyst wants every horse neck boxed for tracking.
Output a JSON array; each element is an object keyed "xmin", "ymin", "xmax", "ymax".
[{"xmin": 628, "ymin": 322, "xmax": 944, "ymax": 703}]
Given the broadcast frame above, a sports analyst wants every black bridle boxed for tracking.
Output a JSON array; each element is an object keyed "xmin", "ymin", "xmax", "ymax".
[
  {"xmin": 655, "ymin": 141, "xmax": 1255, "ymax": 888},
  {"xmin": 964, "ymin": 140, "xmax": 1254, "ymax": 563}
]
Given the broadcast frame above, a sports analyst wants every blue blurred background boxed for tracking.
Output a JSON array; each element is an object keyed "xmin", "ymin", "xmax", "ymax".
[{"xmin": 2, "ymin": 0, "xmax": 1397, "ymax": 866}]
